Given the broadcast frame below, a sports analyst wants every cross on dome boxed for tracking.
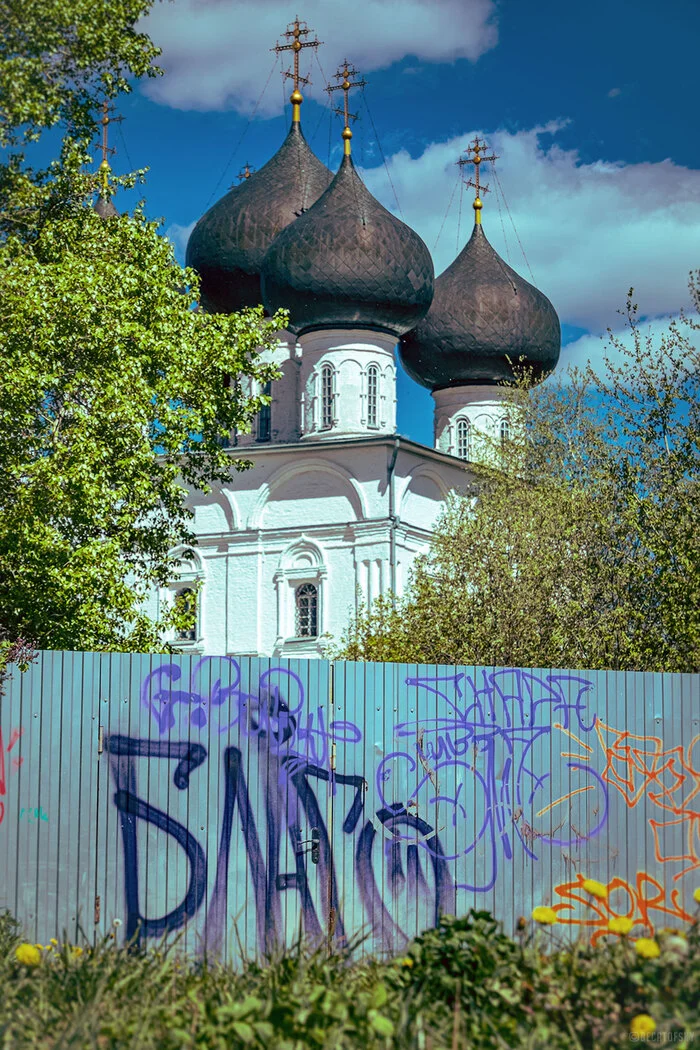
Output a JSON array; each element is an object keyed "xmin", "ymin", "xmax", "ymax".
[
  {"xmin": 327, "ymin": 60, "xmax": 366, "ymax": 155},
  {"xmin": 94, "ymin": 100, "xmax": 122, "ymax": 217},
  {"xmin": 457, "ymin": 136, "xmax": 499, "ymax": 225},
  {"xmin": 237, "ymin": 163, "xmax": 255, "ymax": 182},
  {"xmin": 271, "ymin": 16, "xmax": 322, "ymax": 121},
  {"xmin": 97, "ymin": 100, "xmax": 122, "ymax": 195}
]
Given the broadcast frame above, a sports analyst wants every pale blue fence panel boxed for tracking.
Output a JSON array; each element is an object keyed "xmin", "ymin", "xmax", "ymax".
[
  {"xmin": 2, "ymin": 653, "xmax": 699, "ymax": 958},
  {"xmin": 0, "ymin": 652, "xmax": 98, "ymax": 943}
]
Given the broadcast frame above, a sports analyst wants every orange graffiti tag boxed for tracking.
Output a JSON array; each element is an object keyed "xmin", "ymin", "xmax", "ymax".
[
  {"xmin": 595, "ymin": 721, "xmax": 700, "ymax": 879},
  {"xmin": 552, "ymin": 871, "xmax": 695, "ymax": 944}
]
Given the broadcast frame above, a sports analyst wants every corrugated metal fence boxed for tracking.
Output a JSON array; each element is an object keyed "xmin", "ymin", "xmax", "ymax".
[{"xmin": 1, "ymin": 652, "xmax": 698, "ymax": 959}]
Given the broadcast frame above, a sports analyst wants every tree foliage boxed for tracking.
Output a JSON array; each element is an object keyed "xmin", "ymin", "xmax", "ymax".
[
  {"xmin": 336, "ymin": 283, "xmax": 700, "ymax": 673},
  {"xmin": 0, "ymin": 0, "xmax": 160, "ymax": 147},
  {"xmin": 0, "ymin": 0, "xmax": 286, "ymax": 651}
]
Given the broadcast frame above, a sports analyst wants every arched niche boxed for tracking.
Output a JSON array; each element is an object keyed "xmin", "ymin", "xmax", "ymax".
[
  {"xmin": 399, "ymin": 467, "xmax": 450, "ymax": 531},
  {"xmin": 251, "ymin": 459, "xmax": 366, "ymax": 529},
  {"xmin": 190, "ymin": 488, "xmax": 237, "ymax": 535}
]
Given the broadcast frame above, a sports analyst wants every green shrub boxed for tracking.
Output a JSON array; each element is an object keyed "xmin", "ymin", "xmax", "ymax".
[{"xmin": 0, "ymin": 909, "xmax": 698, "ymax": 1048}]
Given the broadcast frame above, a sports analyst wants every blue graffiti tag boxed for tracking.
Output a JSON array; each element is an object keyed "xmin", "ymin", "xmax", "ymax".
[{"xmin": 378, "ymin": 669, "xmax": 608, "ymax": 893}]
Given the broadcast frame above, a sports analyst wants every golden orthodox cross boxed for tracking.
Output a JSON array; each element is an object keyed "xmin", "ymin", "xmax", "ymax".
[
  {"xmin": 458, "ymin": 136, "xmax": 498, "ymax": 224},
  {"xmin": 237, "ymin": 163, "xmax": 254, "ymax": 182},
  {"xmin": 98, "ymin": 100, "xmax": 122, "ymax": 195},
  {"xmin": 327, "ymin": 60, "xmax": 366, "ymax": 155},
  {"xmin": 272, "ymin": 16, "xmax": 322, "ymax": 120}
]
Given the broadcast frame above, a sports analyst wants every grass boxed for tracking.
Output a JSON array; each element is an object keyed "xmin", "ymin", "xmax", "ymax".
[{"xmin": 1, "ymin": 908, "xmax": 699, "ymax": 1048}]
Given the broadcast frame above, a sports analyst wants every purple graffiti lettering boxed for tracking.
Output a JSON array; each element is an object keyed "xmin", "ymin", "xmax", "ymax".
[{"xmin": 380, "ymin": 669, "xmax": 607, "ymax": 894}]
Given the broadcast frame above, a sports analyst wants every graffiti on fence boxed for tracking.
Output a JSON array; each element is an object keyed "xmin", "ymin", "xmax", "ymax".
[
  {"xmin": 106, "ymin": 733, "xmax": 455, "ymax": 953},
  {"xmin": 18, "ymin": 807, "xmax": 49, "ymax": 823},
  {"xmin": 594, "ymin": 720, "xmax": 700, "ymax": 881},
  {"xmin": 377, "ymin": 669, "xmax": 606, "ymax": 892},
  {"xmin": 101, "ymin": 660, "xmax": 700, "ymax": 953},
  {"xmin": 0, "ymin": 725, "xmax": 24, "ymax": 828},
  {"xmin": 107, "ymin": 663, "xmax": 621, "ymax": 952},
  {"xmin": 140, "ymin": 658, "xmax": 361, "ymax": 774},
  {"xmin": 552, "ymin": 871, "xmax": 695, "ymax": 942},
  {"xmin": 3, "ymin": 653, "xmax": 697, "ymax": 956}
]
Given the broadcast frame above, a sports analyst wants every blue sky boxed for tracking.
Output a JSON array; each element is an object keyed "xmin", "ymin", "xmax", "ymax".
[{"xmin": 105, "ymin": 0, "xmax": 700, "ymax": 446}]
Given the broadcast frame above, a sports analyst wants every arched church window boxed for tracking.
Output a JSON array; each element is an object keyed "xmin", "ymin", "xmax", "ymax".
[
  {"xmin": 500, "ymin": 419, "xmax": 511, "ymax": 448},
  {"xmin": 456, "ymin": 418, "xmax": 471, "ymax": 460},
  {"xmin": 321, "ymin": 365, "xmax": 335, "ymax": 429},
  {"xmin": 175, "ymin": 587, "xmax": 197, "ymax": 642},
  {"xmin": 295, "ymin": 583, "xmax": 318, "ymax": 638},
  {"xmin": 257, "ymin": 381, "xmax": 271, "ymax": 442},
  {"xmin": 367, "ymin": 364, "xmax": 379, "ymax": 427}
]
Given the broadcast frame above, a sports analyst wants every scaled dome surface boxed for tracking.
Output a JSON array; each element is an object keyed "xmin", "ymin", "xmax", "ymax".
[
  {"xmin": 260, "ymin": 154, "xmax": 434, "ymax": 338},
  {"xmin": 94, "ymin": 196, "xmax": 119, "ymax": 219},
  {"xmin": 186, "ymin": 122, "xmax": 333, "ymax": 314},
  {"xmin": 399, "ymin": 223, "xmax": 560, "ymax": 389}
]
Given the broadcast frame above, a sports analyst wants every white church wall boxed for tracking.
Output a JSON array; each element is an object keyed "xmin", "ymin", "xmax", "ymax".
[
  {"xmin": 234, "ymin": 332, "xmax": 299, "ymax": 448},
  {"xmin": 399, "ymin": 465, "xmax": 451, "ymax": 532},
  {"xmin": 191, "ymin": 490, "xmax": 236, "ymax": 534},
  {"xmin": 432, "ymin": 384, "xmax": 511, "ymax": 463},
  {"xmin": 260, "ymin": 473, "xmax": 359, "ymax": 530},
  {"xmin": 298, "ymin": 329, "xmax": 397, "ymax": 439},
  {"xmin": 199, "ymin": 549, "xmax": 227, "ymax": 654},
  {"xmin": 163, "ymin": 438, "xmax": 472, "ymax": 659},
  {"xmin": 224, "ymin": 540, "xmax": 263, "ymax": 655}
]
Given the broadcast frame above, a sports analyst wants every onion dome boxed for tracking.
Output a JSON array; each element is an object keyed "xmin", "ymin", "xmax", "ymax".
[
  {"xmin": 400, "ymin": 137, "xmax": 560, "ymax": 388},
  {"xmin": 260, "ymin": 153, "xmax": 434, "ymax": 337},
  {"xmin": 94, "ymin": 196, "xmax": 119, "ymax": 219},
  {"xmin": 400, "ymin": 222, "xmax": 560, "ymax": 388},
  {"xmin": 185, "ymin": 98, "xmax": 333, "ymax": 315}
]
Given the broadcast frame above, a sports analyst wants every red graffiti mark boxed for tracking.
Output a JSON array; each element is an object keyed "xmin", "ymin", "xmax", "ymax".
[
  {"xmin": 594, "ymin": 721, "xmax": 700, "ymax": 880},
  {"xmin": 6, "ymin": 727, "xmax": 23, "ymax": 751},
  {"xmin": 552, "ymin": 871, "xmax": 694, "ymax": 944},
  {"xmin": 0, "ymin": 729, "xmax": 6, "ymax": 799},
  {"xmin": 0, "ymin": 725, "xmax": 25, "ymax": 828}
]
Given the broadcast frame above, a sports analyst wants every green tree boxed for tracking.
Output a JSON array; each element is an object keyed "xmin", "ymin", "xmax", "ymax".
[
  {"xmin": 0, "ymin": 0, "xmax": 286, "ymax": 651},
  {"xmin": 0, "ymin": 0, "xmax": 160, "ymax": 147},
  {"xmin": 335, "ymin": 283, "xmax": 700, "ymax": 673}
]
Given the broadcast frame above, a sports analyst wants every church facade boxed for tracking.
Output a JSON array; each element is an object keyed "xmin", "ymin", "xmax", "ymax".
[{"xmin": 155, "ymin": 29, "xmax": 560, "ymax": 659}]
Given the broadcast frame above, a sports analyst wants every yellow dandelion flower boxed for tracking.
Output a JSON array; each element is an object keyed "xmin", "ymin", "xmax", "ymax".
[
  {"xmin": 49, "ymin": 938, "xmax": 58, "ymax": 947},
  {"xmin": 630, "ymin": 1014, "xmax": 656, "ymax": 1037},
  {"xmin": 532, "ymin": 906, "xmax": 558, "ymax": 925},
  {"xmin": 608, "ymin": 916, "xmax": 634, "ymax": 935},
  {"xmin": 15, "ymin": 943, "xmax": 42, "ymax": 967},
  {"xmin": 401, "ymin": 957, "xmax": 414, "ymax": 968},
  {"xmin": 71, "ymin": 946, "xmax": 83, "ymax": 957},
  {"xmin": 694, "ymin": 887, "xmax": 700, "ymax": 904},
  {"xmin": 635, "ymin": 938, "xmax": 660, "ymax": 959},
  {"xmin": 582, "ymin": 878, "xmax": 608, "ymax": 899}
]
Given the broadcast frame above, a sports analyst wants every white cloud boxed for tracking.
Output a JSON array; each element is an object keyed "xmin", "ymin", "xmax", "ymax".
[
  {"xmin": 140, "ymin": 0, "xmax": 498, "ymax": 112},
  {"xmin": 359, "ymin": 123, "xmax": 700, "ymax": 333},
  {"xmin": 165, "ymin": 220, "xmax": 196, "ymax": 260},
  {"xmin": 560, "ymin": 312, "xmax": 700, "ymax": 375}
]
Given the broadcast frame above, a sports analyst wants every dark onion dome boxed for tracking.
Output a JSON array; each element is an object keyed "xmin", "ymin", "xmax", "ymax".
[
  {"xmin": 399, "ymin": 221, "xmax": 561, "ymax": 389},
  {"xmin": 94, "ymin": 195, "xmax": 119, "ymax": 218},
  {"xmin": 186, "ymin": 109, "xmax": 333, "ymax": 315},
  {"xmin": 260, "ymin": 154, "xmax": 434, "ymax": 337}
]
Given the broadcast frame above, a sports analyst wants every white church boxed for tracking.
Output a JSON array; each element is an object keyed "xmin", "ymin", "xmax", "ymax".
[{"xmin": 151, "ymin": 31, "xmax": 561, "ymax": 659}]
